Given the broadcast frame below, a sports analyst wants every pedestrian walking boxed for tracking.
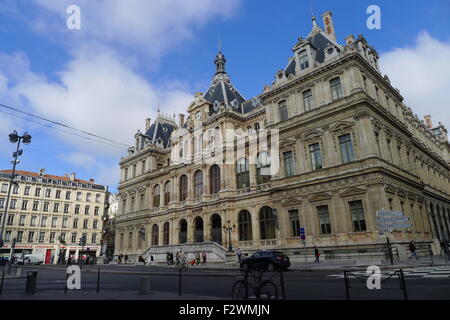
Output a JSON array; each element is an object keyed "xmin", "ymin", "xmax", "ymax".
[
  {"xmin": 150, "ymin": 255, "xmax": 154, "ymax": 265},
  {"xmin": 202, "ymin": 251, "xmax": 207, "ymax": 266},
  {"xmin": 124, "ymin": 254, "xmax": 128, "ymax": 264},
  {"xmin": 236, "ymin": 247, "xmax": 242, "ymax": 262},
  {"xmin": 409, "ymin": 240, "xmax": 419, "ymax": 260},
  {"xmin": 314, "ymin": 246, "xmax": 320, "ymax": 264},
  {"xmin": 195, "ymin": 251, "xmax": 200, "ymax": 266},
  {"xmin": 119, "ymin": 253, "xmax": 123, "ymax": 264},
  {"xmin": 67, "ymin": 255, "xmax": 72, "ymax": 266}
]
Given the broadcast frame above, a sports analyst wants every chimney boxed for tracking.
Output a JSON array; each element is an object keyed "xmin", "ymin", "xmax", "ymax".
[
  {"xmin": 178, "ymin": 114, "xmax": 185, "ymax": 127},
  {"xmin": 64, "ymin": 173, "xmax": 69, "ymax": 178},
  {"xmin": 345, "ymin": 34, "xmax": 355, "ymax": 45},
  {"xmin": 70, "ymin": 172, "xmax": 76, "ymax": 181},
  {"xmin": 322, "ymin": 11, "xmax": 336, "ymax": 42},
  {"xmin": 145, "ymin": 118, "xmax": 151, "ymax": 131},
  {"xmin": 89, "ymin": 178, "xmax": 95, "ymax": 183},
  {"xmin": 39, "ymin": 168, "xmax": 45, "ymax": 176},
  {"xmin": 424, "ymin": 115, "xmax": 433, "ymax": 129}
]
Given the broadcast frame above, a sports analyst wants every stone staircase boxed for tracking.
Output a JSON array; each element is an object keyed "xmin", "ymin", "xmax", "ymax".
[{"xmin": 141, "ymin": 241, "xmax": 228, "ymax": 264}]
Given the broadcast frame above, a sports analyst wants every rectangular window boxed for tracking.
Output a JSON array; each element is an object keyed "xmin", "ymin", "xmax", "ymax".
[
  {"xmin": 65, "ymin": 191, "xmax": 71, "ymax": 200},
  {"xmin": 19, "ymin": 215, "xmax": 26, "ymax": 226},
  {"xmin": 349, "ymin": 200, "xmax": 366, "ymax": 232},
  {"xmin": 28, "ymin": 231, "xmax": 35, "ymax": 243},
  {"xmin": 12, "ymin": 185, "xmax": 19, "ymax": 194},
  {"xmin": 289, "ymin": 209, "xmax": 301, "ymax": 237},
  {"xmin": 21, "ymin": 200, "xmax": 28, "ymax": 210},
  {"xmin": 95, "ymin": 194, "xmax": 101, "ymax": 203},
  {"xmin": 64, "ymin": 204, "xmax": 70, "ymax": 213},
  {"xmin": 309, "ymin": 143, "xmax": 322, "ymax": 170},
  {"xmin": 339, "ymin": 134, "xmax": 355, "ymax": 163},
  {"xmin": 7, "ymin": 214, "xmax": 14, "ymax": 225},
  {"xmin": 76, "ymin": 192, "xmax": 82, "ymax": 201},
  {"xmin": 51, "ymin": 216, "xmax": 58, "ymax": 228},
  {"xmin": 71, "ymin": 233, "xmax": 77, "ymax": 243},
  {"xmin": 30, "ymin": 216, "xmax": 37, "ymax": 227},
  {"xmin": 73, "ymin": 219, "xmax": 78, "ymax": 228},
  {"xmin": 49, "ymin": 232, "xmax": 55, "ymax": 243},
  {"xmin": 32, "ymin": 201, "xmax": 39, "ymax": 211},
  {"xmin": 60, "ymin": 232, "xmax": 66, "ymax": 243},
  {"xmin": 330, "ymin": 77, "xmax": 343, "ymax": 100},
  {"xmin": 142, "ymin": 160, "xmax": 146, "ymax": 174},
  {"xmin": 10, "ymin": 199, "xmax": 17, "ymax": 209},
  {"xmin": 317, "ymin": 205, "xmax": 332, "ymax": 235},
  {"xmin": 83, "ymin": 219, "xmax": 88, "ymax": 229},
  {"xmin": 54, "ymin": 203, "xmax": 60, "ymax": 213},
  {"xmin": 299, "ymin": 50, "xmax": 309, "ymax": 70},
  {"xmin": 35, "ymin": 188, "xmax": 41, "ymax": 197},
  {"xmin": 303, "ymin": 89, "xmax": 314, "ymax": 111},
  {"xmin": 279, "ymin": 100, "xmax": 288, "ymax": 121},
  {"xmin": 56, "ymin": 190, "xmax": 61, "ymax": 199},
  {"xmin": 1, "ymin": 184, "xmax": 8, "ymax": 193},
  {"xmin": 41, "ymin": 216, "xmax": 47, "ymax": 227},
  {"xmin": 17, "ymin": 231, "xmax": 23, "ymax": 243},
  {"xmin": 75, "ymin": 205, "xmax": 80, "ymax": 214},
  {"xmin": 24, "ymin": 186, "xmax": 30, "ymax": 196},
  {"xmin": 86, "ymin": 193, "xmax": 91, "ymax": 202},
  {"xmin": 62, "ymin": 217, "xmax": 68, "ymax": 228},
  {"xmin": 284, "ymin": 151, "xmax": 295, "ymax": 177},
  {"xmin": 0, "ymin": 198, "xmax": 4, "ymax": 209},
  {"xmin": 39, "ymin": 232, "xmax": 45, "ymax": 243},
  {"xmin": 45, "ymin": 189, "xmax": 51, "ymax": 198},
  {"xmin": 43, "ymin": 202, "xmax": 49, "ymax": 212},
  {"xmin": 5, "ymin": 231, "xmax": 11, "ymax": 242},
  {"xmin": 92, "ymin": 233, "xmax": 97, "ymax": 243},
  {"xmin": 85, "ymin": 206, "xmax": 90, "ymax": 215},
  {"xmin": 94, "ymin": 207, "xmax": 99, "ymax": 216},
  {"xmin": 93, "ymin": 220, "xmax": 98, "ymax": 229}
]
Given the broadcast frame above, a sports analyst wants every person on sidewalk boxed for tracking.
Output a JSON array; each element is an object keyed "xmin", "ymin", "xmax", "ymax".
[
  {"xmin": 314, "ymin": 246, "xmax": 320, "ymax": 264},
  {"xmin": 409, "ymin": 240, "xmax": 419, "ymax": 260},
  {"xmin": 195, "ymin": 252, "xmax": 200, "ymax": 266},
  {"xmin": 202, "ymin": 251, "xmax": 207, "ymax": 266},
  {"xmin": 124, "ymin": 254, "xmax": 128, "ymax": 264},
  {"xmin": 236, "ymin": 247, "xmax": 242, "ymax": 262}
]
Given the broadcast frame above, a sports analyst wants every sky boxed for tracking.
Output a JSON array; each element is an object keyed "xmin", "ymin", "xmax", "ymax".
[{"xmin": 0, "ymin": 0, "xmax": 449, "ymax": 193}]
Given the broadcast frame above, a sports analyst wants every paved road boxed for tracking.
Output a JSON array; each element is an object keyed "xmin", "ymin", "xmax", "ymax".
[{"xmin": 1, "ymin": 264, "xmax": 449, "ymax": 300}]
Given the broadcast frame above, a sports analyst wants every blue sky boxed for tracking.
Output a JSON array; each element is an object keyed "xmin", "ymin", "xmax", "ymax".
[{"xmin": 0, "ymin": 0, "xmax": 449, "ymax": 192}]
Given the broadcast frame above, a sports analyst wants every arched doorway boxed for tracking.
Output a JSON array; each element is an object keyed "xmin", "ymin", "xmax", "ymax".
[
  {"xmin": 179, "ymin": 219, "xmax": 187, "ymax": 244},
  {"xmin": 259, "ymin": 206, "xmax": 276, "ymax": 239},
  {"xmin": 194, "ymin": 217, "xmax": 204, "ymax": 242},
  {"xmin": 210, "ymin": 214, "xmax": 222, "ymax": 245}
]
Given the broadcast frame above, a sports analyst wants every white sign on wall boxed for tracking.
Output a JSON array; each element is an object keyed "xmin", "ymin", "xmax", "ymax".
[{"xmin": 376, "ymin": 210, "xmax": 413, "ymax": 234}]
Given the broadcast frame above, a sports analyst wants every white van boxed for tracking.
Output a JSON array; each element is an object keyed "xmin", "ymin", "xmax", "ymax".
[{"xmin": 17, "ymin": 254, "xmax": 44, "ymax": 265}]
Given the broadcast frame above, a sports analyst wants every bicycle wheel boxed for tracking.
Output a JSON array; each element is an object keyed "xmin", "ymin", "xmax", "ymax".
[
  {"xmin": 258, "ymin": 281, "xmax": 278, "ymax": 300},
  {"xmin": 231, "ymin": 280, "xmax": 248, "ymax": 300}
]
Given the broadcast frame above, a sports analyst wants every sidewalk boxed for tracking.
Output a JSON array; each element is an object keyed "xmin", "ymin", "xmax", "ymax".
[{"xmin": 0, "ymin": 289, "xmax": 222, "ymax": 300}]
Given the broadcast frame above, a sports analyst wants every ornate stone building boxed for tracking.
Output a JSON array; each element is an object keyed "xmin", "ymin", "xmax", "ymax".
[
  {"xmin": 115, "ymin": 11, "xmax": 450, "ymax": 262},
  {"xmin": 0, "ymin": 169, "xmax": 107, "ymax": 263}
]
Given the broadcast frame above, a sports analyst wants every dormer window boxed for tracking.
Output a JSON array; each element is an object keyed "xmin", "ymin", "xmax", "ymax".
[{"xmin": 299, "ymin": 50, "xmax": 309, "ymax": 70}]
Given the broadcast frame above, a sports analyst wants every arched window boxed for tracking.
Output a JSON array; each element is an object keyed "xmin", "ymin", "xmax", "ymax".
[
  {"xmin": 259, "ymin": 206, "xmax": 276, "ymax": 240},
  {"xmin": 194, "ymin": 170, "xmax": 203, "ymax": 198},
  {"xmin": 236, "ymin": 158, "xmax": 250, "ymax": 188},
  {"xmin": 209, "ymin": 165, "xmax": 221, "ymax": 194},
  {"xmin": 256, "ymin": 152, "xmax": 271, "ymax": 184},
  {"xmin": 179, "ymin": 175, "xmax": 188, "ymax": 201},
  {"xmin": 253, "ymin": 122, "xmax": 260, "ymax": 131},
  {"xmin": 153, "ymin": 184, "xmax": 160, "ymax": 207},
  {"xmin": 179, "ymin": 219, "xmax": 187, "ymax": 244},
  {"xmin": 151, "ymin": 224, "xmax": 159, "ymax": 246},
  {"xmin": 163, "ymin": 222, "xmax": 170, "ymax": 245},
  {"xmin": 164, "ymin": 181, "xmax": 171, "ymax": 205},
  {"xmin": 194, "ymin": 217, "xmax": 204, "ymax": 242},
  {"xmin": 238, "ymin": 210, "xmax": 253, "ymax": 241}
]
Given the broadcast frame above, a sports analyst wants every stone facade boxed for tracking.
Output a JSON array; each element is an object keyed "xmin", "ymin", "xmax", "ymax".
[
  {"xmin": 0, "ymin": 169, "xmax": 107, "ymax": 263},
  {"xmin": 115, "ymin": 12, "xmax": 450, "ymax": 262}
]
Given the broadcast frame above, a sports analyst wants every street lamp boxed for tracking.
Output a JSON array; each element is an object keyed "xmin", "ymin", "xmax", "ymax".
[
  {"xmin": 0, "ymin": 131, "xmax": 32, "ymax": 249},
  {"xmin": 223, "ymin": 220, "xmax": 236, "ymax": 252}
]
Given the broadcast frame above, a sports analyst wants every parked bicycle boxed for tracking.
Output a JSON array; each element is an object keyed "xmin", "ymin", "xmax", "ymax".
[{"xmin": 231, "ymin": 269, "xmax": 278, "ymax": 300}]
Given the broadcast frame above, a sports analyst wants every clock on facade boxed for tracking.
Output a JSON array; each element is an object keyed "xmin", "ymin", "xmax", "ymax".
[{"xmin": 195, "ymin": 111, "xmax": 201, "ymax": 120}]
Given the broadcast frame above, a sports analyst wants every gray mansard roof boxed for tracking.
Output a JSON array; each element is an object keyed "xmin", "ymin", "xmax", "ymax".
[{"xmin": 144, "ymin": 117, "xmax": 177, "ymax": 148}]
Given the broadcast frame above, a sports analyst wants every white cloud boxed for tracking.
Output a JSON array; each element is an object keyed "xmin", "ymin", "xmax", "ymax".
[
  {"xmin": 59, "ymin": 152, "xmax": 97, "ymax": 169},
  {"xmin": 380, "ymin": 32, "xmax": 450, "ymax": 128},
  {"xmin": 2, "ymin": 47, "xmax": 194, "ymax": 157},
  {"xmin": 30, "ymin": 0, "xmax": 241, "ymax": 57}
]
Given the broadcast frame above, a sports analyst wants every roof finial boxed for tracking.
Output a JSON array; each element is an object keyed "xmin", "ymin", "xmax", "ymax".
[
  {"xmin": 310, "ymin": 1, "xmax": 318, "ymax": 27},
  {"xmin": 214, "ymin": 39, "xmax": 226, "ymax": 75},
  {"xmin": 218, "ymin": 34, "xmax": 222, "ymax": 53}
]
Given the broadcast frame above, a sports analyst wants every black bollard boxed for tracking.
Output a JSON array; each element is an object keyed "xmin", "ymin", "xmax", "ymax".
[
  {"xmin": 0, "ymin": 270, "xmax": 4, "ymax": 295},
  {"xmin": 64, "ymin": 272, "xmax": 68, "ymax": 294},
  {"xmin": 25, "ymin": 271, "xmax": 37, "ymax": 295},
  {"xmin": 96, "ymin": 268, "xmax": 100, "ymax": 293},
  {"xmin": 178, "ymin": 267, "xmax": 182, "ymax": 296}
]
